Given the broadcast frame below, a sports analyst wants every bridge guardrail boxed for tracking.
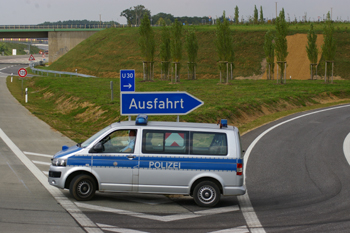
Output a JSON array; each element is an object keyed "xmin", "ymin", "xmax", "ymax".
[
  {"xmin": 0, "ymin": 24, "xmax": 126, "ymax": 30},
  {"xmin": 30, "ymin": 62, "xmax": 96, "ymax": 78}
]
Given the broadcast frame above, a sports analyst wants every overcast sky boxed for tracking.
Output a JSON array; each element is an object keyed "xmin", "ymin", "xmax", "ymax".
[{"xmin": 1, "ymin": 0, "xmax": 348, "ymax": 25}]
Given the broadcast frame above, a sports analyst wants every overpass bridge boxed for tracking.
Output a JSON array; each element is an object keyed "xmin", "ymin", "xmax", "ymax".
[{"xmin": 0, "ymin": 25, "xmax": 113, "ymax": 63}]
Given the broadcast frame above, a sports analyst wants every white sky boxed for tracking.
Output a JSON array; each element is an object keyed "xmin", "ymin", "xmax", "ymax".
[{"xmin": 1, "ymin": 0, "xmax": 347, "ymax": 25}]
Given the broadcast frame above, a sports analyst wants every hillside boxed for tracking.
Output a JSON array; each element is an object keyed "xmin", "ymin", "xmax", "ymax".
[
  {"xmin": 48, "ymin": 23, "xmax": 350, "ymax": 80},
  {"xmin": 49, "ymin": 26, "xmax": 266, "ymax": 79}
]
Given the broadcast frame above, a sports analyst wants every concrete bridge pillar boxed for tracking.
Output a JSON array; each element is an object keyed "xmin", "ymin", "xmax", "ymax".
[{"xmin": 48, "ymin": 31, "xmax": 97, "ymax": 63}]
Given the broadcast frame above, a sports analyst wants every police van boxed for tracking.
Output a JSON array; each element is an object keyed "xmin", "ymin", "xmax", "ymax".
[{"xmin": 48, "ymin": 115, "xmax": 246, "ymax": 207}]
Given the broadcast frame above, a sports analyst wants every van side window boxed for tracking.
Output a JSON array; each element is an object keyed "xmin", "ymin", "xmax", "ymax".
[
  {"xmin": 191, "ymin": 132, "xmax": 227, "ymax": 155},
  {"xmin": 98, "ymin": 130, "xmax": 137, "ymax": 153},
  {"xmin": 142, "ymin": 130, "xmax": 188, "ymax": 154}
]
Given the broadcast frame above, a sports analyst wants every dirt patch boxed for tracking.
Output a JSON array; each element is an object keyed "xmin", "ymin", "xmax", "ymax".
[
  {"xmin": 43, "ymin": 92, "xmax": 54, "ymax": 99},
  {"xmin": 262, "ymin": 33, "xmax": 324, "ymax": 80},
  {"xmin": 75, "ymin": 106, "xmax": 107, "ymax": 123},
  {"xmin": 55, "ymin": 96, "xmax": 81, "ymax": 114}
]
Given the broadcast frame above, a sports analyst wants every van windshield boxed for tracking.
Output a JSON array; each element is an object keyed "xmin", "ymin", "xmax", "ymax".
[{"xmin": 80, "ymin": 126, "xmax": 111, "ymax": 148}]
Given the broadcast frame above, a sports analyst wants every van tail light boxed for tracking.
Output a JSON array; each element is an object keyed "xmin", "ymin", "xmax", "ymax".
[{"xmin": 237, "ymin": 163, "xmax": 243, "ymax": 175}]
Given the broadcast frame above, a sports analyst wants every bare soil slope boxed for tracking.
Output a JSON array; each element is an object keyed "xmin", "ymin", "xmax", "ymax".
[{"xmin": 263, "ymin": 33, "xmax": 324, "ymax": 80}]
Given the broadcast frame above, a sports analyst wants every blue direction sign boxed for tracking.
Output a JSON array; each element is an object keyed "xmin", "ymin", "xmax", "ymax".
[
  {"xmin": 120, "ymin": 92, "xmax": 204, "ymax": 115},
  {"xmin": 120, "ymin": 69, "xmax": 135, "ymax": 92}
]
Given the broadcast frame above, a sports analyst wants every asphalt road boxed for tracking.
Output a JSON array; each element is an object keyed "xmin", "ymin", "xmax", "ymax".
[{"xmin": 1, "ymin": 59, "xmax": 350, "ymax": 232}]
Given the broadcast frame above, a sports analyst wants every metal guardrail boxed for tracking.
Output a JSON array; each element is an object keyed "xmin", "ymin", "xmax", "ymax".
[
  {"xmin": 30, "ymin": 62, "xmax": 96, "ymax": 78},
  {"xmin": 0, "ymin": 24, "xmax": 127, "ymax": 30}
]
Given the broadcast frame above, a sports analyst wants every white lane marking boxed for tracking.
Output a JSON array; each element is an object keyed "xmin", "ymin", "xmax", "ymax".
[
  {"xmin": 343, "ymin": 133, "xmax": 350, "ymax": 165},
  {"xmin": 24, "ymin": 151, "xmax": 53, "ymax": 158},
  {"xmin": 32, "ymin": 160, "xmax": 51, "ymax": 166},
  {"xmin": 209, "ymin": 225, "xmax": 249, "ymax": 233},
  {"xmin": 97, "ymin": 223, "xmax": 149, "ymax": 233},
  {"xmin": 0, "ymin": 128, "xmax": 102, "ymax": 233},
  {"xmin": 239, "ymin": 104, "xmax": 350, "ymax": 233},
  {"xmin": 42, "ymin": 171, "xmax": 48, "ymax": 175},
  {"xmin": 76, "ymin": 202, "xmax": 239, "ymax": 222}
]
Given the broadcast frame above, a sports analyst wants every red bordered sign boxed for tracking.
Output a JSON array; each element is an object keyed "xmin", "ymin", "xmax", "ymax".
[
  {"xmin": 29, "ymin": 54, "xmax": 35, "ymax": 61},
  {"xmin": 18, "ymin": 68, "xmax": 27, "ymax": 77}
]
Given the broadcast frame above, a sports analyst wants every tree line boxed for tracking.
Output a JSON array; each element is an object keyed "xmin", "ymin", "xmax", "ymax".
[
  {"xmin": 121, "ymin": 5, "xmax": 209, "ymax": 26},
  {"xmin": 264, "ymin": 10, "xmax": 336, "ymax": 84},
  {"xmin": 138, "ymin": 10, "xmax": 234, "ymax": 84}
]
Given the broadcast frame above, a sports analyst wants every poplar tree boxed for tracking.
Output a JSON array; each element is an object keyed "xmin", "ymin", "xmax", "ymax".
[
  {"xmin": 260, "ymin": 6, "xmax": 264, "ymax": 23},
  {"xmin": 170, "ymin": 19, "xmax": 183, "ymax": 82},
  {"xmin": 275, "ymin": 8, "xmax": 288, "ymax": 83},
  {"xmin": 159, "ymin": 22, "xmax": 171, "ymax": 80},
  {"xmin": 185, "ymin": 28, "xmax": 199, "ymax": 80},
  {"xmin": 234, "ymin": 6, "xmax": 239, "ymax": 24},
  {"xmin": 322, "ymin": 12, "xmax": 336, "ymax": 83},
  {"xmin": 264, "ymin": 30, "xmax": 275, "ymax": 80},
  {"xmin": 306, "ymin": 23, "xmax": 318, "ymax": 80},
  {"xmin": 216, "ymin": 11, "xmax": 234, "ymax": 83},
  {"xmin": 139, "ymin": 14, "xmax": 155, "ymax": 81},
  {"xmin": 253, "ymin": 5, "xmax": 258, "ymax": 24}
]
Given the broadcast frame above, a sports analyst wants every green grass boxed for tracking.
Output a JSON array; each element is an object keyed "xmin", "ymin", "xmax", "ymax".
[
  {"xmin": 0, "ymin": 42, "xmax": 40, "ymax": 55},
  {"xmin": 47, "ymin": 22, "xmax": 350, "ymax": 80},
  {"xmin": 7, "ymin": 75, "xmax": 350, "ymax": 143}
]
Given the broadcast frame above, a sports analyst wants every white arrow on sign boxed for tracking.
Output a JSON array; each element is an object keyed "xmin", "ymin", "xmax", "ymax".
[{"xmin": 123, "ymin": 83, "xmax": 132, "ymax": 89}]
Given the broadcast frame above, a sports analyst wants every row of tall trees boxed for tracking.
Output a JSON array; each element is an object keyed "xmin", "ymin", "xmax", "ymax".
[
  {"xmin": 264, "ymin": 10, "xmax": 336, "ymax": 84},
  {"xmin": 139, "ymin": 11, "xmax": 235, "ymax": 84},
  {"xmin": 139, "ymin": 15, "xmax": 199, "ymax": 82}
]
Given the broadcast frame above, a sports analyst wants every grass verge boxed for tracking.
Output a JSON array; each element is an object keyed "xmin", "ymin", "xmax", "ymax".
[{"xmin": 6, "ymin": 75, "xmax": 350, "ymax": 142}]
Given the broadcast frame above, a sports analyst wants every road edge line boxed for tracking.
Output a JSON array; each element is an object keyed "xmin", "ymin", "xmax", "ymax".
[
  {"xmin": 0, "ymin": 128, "xmax": 102, "ymax": 233},
  {"xmin": 240, "ymin": 104, "xmax": 350, "ymax": 233}
]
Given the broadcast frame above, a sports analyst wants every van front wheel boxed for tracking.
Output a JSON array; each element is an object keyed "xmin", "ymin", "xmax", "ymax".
[
  {"xmin": 193, "ymin": 181, "xmax": 220, "ymax": 207},
  {"xmin": 70, "ymin": 174, "xmax": 96, "ymax": 201}
]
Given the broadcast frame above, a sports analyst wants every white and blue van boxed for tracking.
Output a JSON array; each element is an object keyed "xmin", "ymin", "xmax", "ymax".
[{"xmin": 48, "ymin": 115, "xmax": 246, "ymax": 207}]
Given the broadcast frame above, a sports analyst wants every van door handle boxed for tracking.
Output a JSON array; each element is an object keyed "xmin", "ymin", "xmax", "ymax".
[{"xmin": 127, "ymin": 155, "xmax": 136, "ymax": 159}]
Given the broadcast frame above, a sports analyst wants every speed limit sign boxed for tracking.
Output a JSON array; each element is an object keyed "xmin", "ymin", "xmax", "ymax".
[{"xmin": 18, "ymin": 68, "xmax": 27, "ymax": 78}]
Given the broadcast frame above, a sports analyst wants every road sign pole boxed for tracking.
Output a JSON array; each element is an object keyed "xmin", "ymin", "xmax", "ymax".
[
  {"xmin": 25, "ymin": 88, "xmax": 28, "ymax": 103},
  {"xmin": 110, "ymin": 81, "xmax": 113, "ymax": 101}
]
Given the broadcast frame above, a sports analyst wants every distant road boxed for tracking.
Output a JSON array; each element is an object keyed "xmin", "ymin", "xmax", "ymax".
[{"xmin": 0, "ymin": 54, "xmax": 48, "ymax": 64}]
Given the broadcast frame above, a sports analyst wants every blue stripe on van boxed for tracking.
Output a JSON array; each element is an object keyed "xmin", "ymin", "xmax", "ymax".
[
  {"xmin": 67, "ymin": 155, "xmax": 243, "ymax": 171},
  {"xmin": 139, "ymin": 156, "xmax": 237, "ymax": 171},
  {"xmin": 67, "ymin": 155, "xmax": 92, "ymax": 166}
]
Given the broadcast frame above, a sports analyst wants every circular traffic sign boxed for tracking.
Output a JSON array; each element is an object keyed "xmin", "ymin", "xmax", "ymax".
[{"xmin": 18, "ymin": 68, "xmax": 27, "ymax": 78}]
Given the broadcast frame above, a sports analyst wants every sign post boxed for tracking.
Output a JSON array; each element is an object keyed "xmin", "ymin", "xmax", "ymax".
[{"xmin": 120, "ymin": 92, "xmax": 203, "ymax": 116}]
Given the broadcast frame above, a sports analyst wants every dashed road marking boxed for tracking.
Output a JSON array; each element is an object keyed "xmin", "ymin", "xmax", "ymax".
[
  {"xmin": 97, "ymin": 223, "xmax": 149, "ymax": 233},
  {"xmin": 76, "ymin": 202, "xmax": 239, "ymax": 222},
  {"xmin": 32, "ymin": 160, "xmax": 51, "ymax": 166},
  {"xmin": 343, "ymin": 133, "xmax": 350, "ymax": 165},
  {"xmin": 209, "ymin": 226, "xmax": 249, "ymax": 233},
  {"xmin": 24, "ymin": 151, "xmax": 53, "ymax": 158}
]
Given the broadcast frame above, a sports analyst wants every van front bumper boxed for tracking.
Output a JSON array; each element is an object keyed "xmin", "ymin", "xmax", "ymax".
[{"xmin": 48, "ymin": 165, "xmax": 66, "ymax": 189}]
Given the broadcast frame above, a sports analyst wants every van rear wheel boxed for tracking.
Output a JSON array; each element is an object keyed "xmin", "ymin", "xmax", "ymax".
[
  {"xmin": 69, "ymin": 174, "xmax": 96, "ymax": 201},
  {"xmin": 193, "ymin": 181, "xmax": 220, "ymax": 207}
]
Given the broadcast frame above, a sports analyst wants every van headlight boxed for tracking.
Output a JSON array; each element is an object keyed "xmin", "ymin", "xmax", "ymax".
[{"xmin": 52, "ymin": 158, "xmax": 67, "ymax": 167}]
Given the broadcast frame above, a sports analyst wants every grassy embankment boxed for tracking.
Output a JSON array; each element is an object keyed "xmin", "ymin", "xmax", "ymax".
[
  {"xmin": 7, "ymin": 76, "xmax": 350, "ymax": 143},
  {"xmin": 0, "ymin": 42, "xmax": 40, "ymax": 55},
  {"xmin": 47, "ymin": 23, "xmax": 350, "ymax": 79},
  {"xmin": 7, "ymin": 23, "xmax": 350, "ymax": 143}
]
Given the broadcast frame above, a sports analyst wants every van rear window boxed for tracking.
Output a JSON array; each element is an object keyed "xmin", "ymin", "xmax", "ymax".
[
  {"xmin": 191, "ymin": 132, "xmax": 227, "ymax": 155},
  {"xmin": 142, "ymin": 130, "xmax": 188, "ymax": 154}
]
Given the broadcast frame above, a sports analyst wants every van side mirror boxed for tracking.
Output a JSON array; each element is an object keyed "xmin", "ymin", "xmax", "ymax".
[{"xmin": 89, "ymin": 142, "xmax": 104, "ymax": 153}]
